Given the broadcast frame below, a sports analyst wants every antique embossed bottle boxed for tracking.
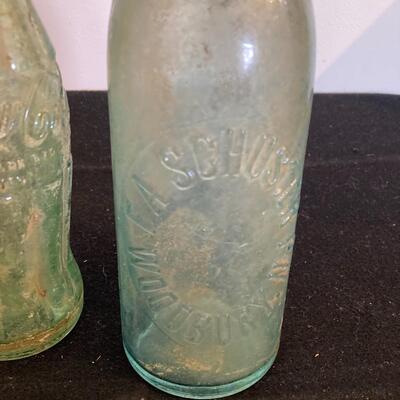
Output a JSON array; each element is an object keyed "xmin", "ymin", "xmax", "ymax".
[
  {"xmin": 109, "ymin": 1, "xmax": 315, "ymax": 398},
  {"xmin": 0, "ymin": 0, "xmax": 83, "ymax": 360}
]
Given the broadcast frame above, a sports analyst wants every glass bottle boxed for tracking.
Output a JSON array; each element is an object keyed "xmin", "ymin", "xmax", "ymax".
[
  {"xmin": 108, "ymin": 1, "xmax": 315, "ymax": 398},
  {"xmin": 0, "ymin": 0, "xmax": 83, "ymax": 360}
]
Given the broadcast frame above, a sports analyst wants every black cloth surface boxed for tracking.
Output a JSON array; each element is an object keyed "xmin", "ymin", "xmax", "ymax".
[{"xmin": 0, "ymin": 93, "xmax": 399, "ymax": 399}]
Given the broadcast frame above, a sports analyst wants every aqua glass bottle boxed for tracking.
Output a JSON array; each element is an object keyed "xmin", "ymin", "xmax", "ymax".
[
  {"xmin": 108, "ymin": 1, "xmax": 315, "ymax": 398},
  {"xmin": 0, "ymin": 0, "xmax": 83, "ymax": 360}
]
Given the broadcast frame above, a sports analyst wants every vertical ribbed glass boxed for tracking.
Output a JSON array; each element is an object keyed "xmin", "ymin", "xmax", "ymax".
[
  {"xmin": 0, "ymin": 0, "xmax": 83, "ymax": 360},
  {"xmin": 109, "ymin": 1, "xmax": 315, "ymax": 398}
]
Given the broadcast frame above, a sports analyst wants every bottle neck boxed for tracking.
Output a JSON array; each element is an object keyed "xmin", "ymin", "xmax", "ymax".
[{"xmin": 0, "ymin": 0, "xmax": 54, "ymax": 73}]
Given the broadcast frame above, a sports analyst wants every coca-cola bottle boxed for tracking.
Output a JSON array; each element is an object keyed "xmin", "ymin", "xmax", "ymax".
[{"xmin": 0, "ymin": 0, "xmax": 83, "ymax": 360}]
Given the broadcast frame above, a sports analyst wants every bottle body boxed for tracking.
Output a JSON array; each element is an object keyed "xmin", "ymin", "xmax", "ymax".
[
  {"xmin": 109, "ymin": 0, "xmax": 315, "ymax": 397},
  {"xmin": 0, "ymin": 0, "xmax": 83, "ymax": 360}
]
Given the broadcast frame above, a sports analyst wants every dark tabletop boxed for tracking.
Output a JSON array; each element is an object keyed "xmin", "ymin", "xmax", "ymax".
[{"xmin": 0, "ymin": 93, "xmax": 399, "ymax": 400}]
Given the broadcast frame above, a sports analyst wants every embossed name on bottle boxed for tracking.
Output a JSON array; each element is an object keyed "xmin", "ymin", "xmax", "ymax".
[
  {"xmin": 161, "ymin": 128, "xmax": 301, "ymax": 225},
  {"xmin": 124, "ymin": 125, "xmax": 302, "ymax": 346},
  {"xmin": 0, "ymin": 93, "xmax": 62, "ymax": 193},
  {"xmin": 127, "ymin": 247, "xmax": 278, "ymax": 346}
]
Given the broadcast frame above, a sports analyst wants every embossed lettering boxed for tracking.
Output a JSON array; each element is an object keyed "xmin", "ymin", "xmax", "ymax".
[
  {"xmin": 220, "ymin": 129, "xmax": 246, "ymax": 177},
  {"xmin": 0, "ymin": 159, "xmax": 25, "ymax": 174},
  {"xmin": 280, "ymin": 194, "xmax": 300, "ymax": 227},
  {"xmin": 128, "ymin": 248, "xmax": 160, "ymax": 273},
  {"xmin": 190, "ymin": 136, "xmax": 218, "ymax": 180},
  {"xmin": 126, "ymin": 176, "xmax": 170, "ymax": 235},
  {"xmin": 32, "ymin": 112, "xmax": 55, "ymax": 143},
  {"xmin": 266, "ymin": 292, "xmax": 284, "ymax": 311},
  {"xmin": 216, "ymin": 314, "xmax": 232, "ymax": 345},
  {"xmin": 24, "ymin": 111, "xmax": 56, "ymax": 148},
  {"xmin": 126, "ymin": 124, "xmax": 303, "ymax": 347},
  {"xmin": 167, "ymin": 304, "xmax": 192, "ymax": 331},
  {"xmin": 0, "ymin": 102, "xmax": 23, "ymax": 140},
  {"xmin": 278, "ymin": 235, "xmax": 295, "ymax": 252},
  {"xmin": 184, "ymin": 313, "xmax": 211, "ymax": 344},
  {"xmin": 126, "ymin": 204, "xmax": 155, "ymax": 235},
  {"xmin": 147, "ymin": 292, "xmax": 178, "ymax": 312},
  {"xmin": 269, "ymin": 258, "xmax": 290, "ymax": 285},
  {"xmin": 275, "ymin": 177, "xmax": 299, "ymax": 205},
  {"xmin": 260, "ymin": 147, "xmax": 288, "ymax": 188},
  {"xmin": 0, "ymin": 157, "xmax": 27, "ymax": 191},
  {"xmin": 246, "ymin": 134, "xmax": 277, "ymax": 179},
  {"xmin": 138, "ymin": 277, "xmax": 167, "ymax": 292},
  {"xmin": 132, "ymin": 175, "xmax": 168, "ymax": 217},
  {"xmin": 277, "ymin": 177, "xmax": 301, "ymax": 227},
  {"xmin": 161, "ymin": 147, "xmax": 197, "ymax": 190}
]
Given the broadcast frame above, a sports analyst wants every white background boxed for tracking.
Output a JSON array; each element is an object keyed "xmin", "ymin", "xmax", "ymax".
[{"xmin": 32, "ymin": 0, "xmax": 400, "ymax": 93}]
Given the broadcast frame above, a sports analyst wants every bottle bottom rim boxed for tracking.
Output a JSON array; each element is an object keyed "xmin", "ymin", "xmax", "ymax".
[
  {"xmin": 0, "ymin": 291, "xmax": 83, "ymax": 361},
  {"xmin": 124, "ymin": 344, "xmax": 277, "ymax": 399}
]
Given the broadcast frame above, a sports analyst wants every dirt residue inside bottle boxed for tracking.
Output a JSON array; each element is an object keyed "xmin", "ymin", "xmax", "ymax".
[{"xmin": 153, "ymin": 207, "xmax": 225, "ymax": 309}]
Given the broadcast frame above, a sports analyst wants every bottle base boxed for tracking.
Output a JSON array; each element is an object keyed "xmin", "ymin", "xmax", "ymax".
[
  {"xmin": 124, "ymin": 344, "xmax": 277, "ymax": 399},
  {"xmin": 0, "ymin": 293, "xmax": 83, "ymax": 361}
]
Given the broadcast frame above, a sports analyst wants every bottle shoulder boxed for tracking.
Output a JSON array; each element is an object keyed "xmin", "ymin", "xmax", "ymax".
[{"xmin": 0, "ymin": 0, "xmax": 57, "ymax": 75}]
